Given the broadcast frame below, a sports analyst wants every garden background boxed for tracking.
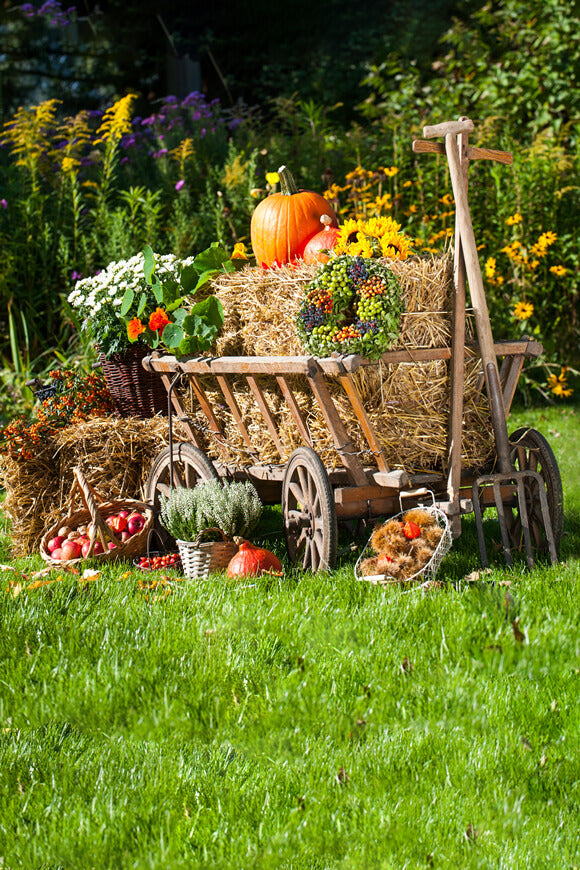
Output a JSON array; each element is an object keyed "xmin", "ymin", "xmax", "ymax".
[
  {"xmin": 0, "ymin": 0, "xmax": 578, "ymax": 421},
  {"xmin": 1, "ymin": 1, "xmax": 580, "ymax": 867}
]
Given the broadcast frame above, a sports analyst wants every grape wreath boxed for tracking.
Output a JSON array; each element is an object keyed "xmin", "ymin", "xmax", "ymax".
[{"xmin": 296, "ymin": 255, "xmax": 404, "ymax": 359}]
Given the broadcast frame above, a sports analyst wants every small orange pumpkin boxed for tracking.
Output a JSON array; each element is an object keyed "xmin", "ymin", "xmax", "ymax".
[
  {"xmin": 250, "ymin": 165, "xmax": 338, "ymax": 268},
  {"xmin": 226, "ymin": 541, "xmax": 283, "ymax": 578},
  {"xmin": 302, "ymin": 215, "xmax": 341, "ymax": 264}
]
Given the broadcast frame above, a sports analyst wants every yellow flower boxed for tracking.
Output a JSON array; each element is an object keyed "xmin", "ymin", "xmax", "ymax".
[
  {"xmin": 505, "ymin": 212, "xmax": 523, "ymax": 226},
  {"xmin": 550, "ymin": 264, "xmax": 567, "ymax": 277},
  {"xmin": 485, "ymin": 257, "xmax": 496, "ymax": 279},
  {"xmin": 231, "ymin": 242, "xmax": 248, "ymax": 260},
  {"xmin": 547, "ymin": 368, "xmax": 573, "ymax": 397},
  {"xmin": 403, "ymin": 180, "xmax": 413, "ymax": 188},
  {"xmin": 95, "ymin": 93, "xmax": 137, "ymax": 144},
  {"xmin": 381, "ymin": 166, "xmax": 399, "ymax": 177},
  {"xmin": 265, "ymin": 171, "xmax": 279, "ymax": 186},
  {"xmin": 513, "ymin": 301, "xmax": 534, "ymax": 321},
  {"xmin": 61, "ymin": 156, "xmax": 79, "ymax": 174},
  {"xmin": 406, "ymin": 204, "xmax": 418, "ymax": 214},
  {"xmin": 539, "ymin": 230, "xmax": 557, "ymax": 246},
  {"xmin": 439, "ymin": 193, "xmax": 454, "ymax": 206}
]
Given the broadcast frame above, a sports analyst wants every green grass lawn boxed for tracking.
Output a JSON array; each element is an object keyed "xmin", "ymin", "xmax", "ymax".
[{"xmin": 0, "ymin": 403, "xmax": 578, "ymax": 869}]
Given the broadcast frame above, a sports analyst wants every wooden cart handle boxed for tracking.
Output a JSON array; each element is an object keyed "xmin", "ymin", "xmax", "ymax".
[{"xmin": 423, "ymin": 118, "xmax": 474, "ymax": 139}]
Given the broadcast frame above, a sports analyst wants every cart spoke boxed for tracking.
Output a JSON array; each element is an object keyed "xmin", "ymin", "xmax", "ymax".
[{"xmin": 289, "ymin": 481, "xmax": 304, "ymax": 505}]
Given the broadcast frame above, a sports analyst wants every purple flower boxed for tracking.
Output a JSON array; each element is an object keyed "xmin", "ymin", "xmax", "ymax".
[
  {"xmin": 0, "ymin": 199, "xmax": 7, "ymax": 209},
  {"xmin": 71, "ymin": 270, "xmax": 83, "ymax": 281},
  {"xmin": 175, "ymin": 179, "xmax": 185, "ymax": 191}
]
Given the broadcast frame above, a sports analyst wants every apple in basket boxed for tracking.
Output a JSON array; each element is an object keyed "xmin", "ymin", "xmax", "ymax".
[
  {"xmin": 126, "ymin": 512, "xmax": 145, "ymax": 536},
  {"xmin": 81, "ymin": 540, "xmax": 105, "ymax": 558},
  {"xmin": 106, "ymin": 514, "xmax": 127, "ymax": 534},
  {"xmin": 46, "ymin": 534, "xmax": 65, "ymax": 554},
  {"xmin": 60, "ymin": 539, "xmax": 82, "ymax": 560}
]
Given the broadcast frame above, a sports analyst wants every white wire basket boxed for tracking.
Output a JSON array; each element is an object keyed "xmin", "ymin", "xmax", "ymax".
[{"xmin": 354, "ymin": 489, "xmax": 452, "ymax": 588}]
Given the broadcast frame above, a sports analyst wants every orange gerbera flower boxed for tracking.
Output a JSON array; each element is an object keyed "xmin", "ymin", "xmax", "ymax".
[
  {"xmin": 127, "ymin": 317, "xmax": 146, "ymax": 340},
  {"xmin": 148, "ymin": 307, "xmax": 171, "ymax": 335}
]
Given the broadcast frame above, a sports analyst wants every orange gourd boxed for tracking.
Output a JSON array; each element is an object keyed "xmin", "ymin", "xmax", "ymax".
[
  {"xmin": 302, "ymin": 215, "xmax": 340, "ymax": 264},
  {"xmin": 226, "ymin": 541, "xmax": 283, "ymax": 578},
  {"xmin": 250, "ymin": 165, "xmax": 337, "ymax": 268}
]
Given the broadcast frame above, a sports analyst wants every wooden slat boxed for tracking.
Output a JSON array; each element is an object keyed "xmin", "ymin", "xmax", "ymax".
[
  {"xmin": 158, "ymin": 372, "xmax": 203, "ymax": 449},
  {"xmin": 276, "ymin": 375, "xmax": 313, "ymax": 447},
  {"xmin": 245, "ymin": 375, "xmax": 285, "ymax": 458},
  {"xmin": 337, "ymin": 373, "xmax": 390, "ymax": 473},
  {"xmin": 368, "ymin": 469, "xmax": 411, "ymax": 489},
  {"xmin": 413, "ymin": 139, "xmax": 513, "ymax": 165},
  {"xmin": 446, "ymin": 124, "xmax": 470, "ymax": 537},
  {"xmin": 215, "ymin": 374, "xmax": 259, "ymax": 458},
  {"xmin": 499, "ymin": 353, "xmax": 526, "ymax": 416},
  {"xmin": 307, "ymin": 369, "xmax": 368, "ymax": 486}
]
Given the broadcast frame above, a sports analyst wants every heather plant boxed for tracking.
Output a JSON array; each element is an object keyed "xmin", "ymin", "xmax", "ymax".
[{"xmin": 159, "ymin": 479, "xmax": 263, "ymax": 541}]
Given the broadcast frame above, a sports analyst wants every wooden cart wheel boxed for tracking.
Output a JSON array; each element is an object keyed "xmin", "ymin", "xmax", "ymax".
[
  {"xmin": 282, "ymin": 447, "xmax": 338, "ymax": 572},
  {"xmin": 145, "ymin": 443, "xmax": 218, "ymax": 523},
  {"xmin": 506, "ymin": 427, "xmax": 564, "ymax": 556}
]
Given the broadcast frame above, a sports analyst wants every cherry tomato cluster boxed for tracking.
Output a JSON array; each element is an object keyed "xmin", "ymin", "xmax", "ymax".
[{"xmin": 137, "ymin": 553, "xmax": 181, "ymax": 570}]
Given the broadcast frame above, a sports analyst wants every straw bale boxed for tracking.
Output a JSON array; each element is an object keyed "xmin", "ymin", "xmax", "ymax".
[
  {"xmin": 211, "ymin": 254, "xmax": 454, "ymax": 357},
  {"xmin": 0, "ymin": 416, "xmax": 189, "ymax": 557},
  {"xmin": 193, "ymin": 253, "xmax": 494, "ymax": 471}
]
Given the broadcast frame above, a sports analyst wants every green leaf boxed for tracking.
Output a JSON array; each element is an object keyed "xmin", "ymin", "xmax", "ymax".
[
  {"xmin": 193, "ymin": 242, "xmax": 230, "ymax": 274},
  {"xmin": 172, "ymin": 307, "xmax": 187, "ymax": 324},
  {"xmin": 188, "ymin": 295, "xmax": 224, "ymax": 330},
  {"xmin": 136, "ymin": 292, "xmax": 148, "ymax": 318},
  {"xmin": 161, "ymin": 322, "xmax": 185, "ymax": 348},
  {"xmin": 161, "ymin": 279, "xmax": 181, "ymax": 306},
  {"xmin": 179, "ymin": 264, "xmax": 199, "ymax": 294},
  {"xmin": 152, "ymin": 278, "xmax": 163, "ymax": 305},
  {"xmin": 143, "ymin": 245, "xmax": 156, "ymax": 284},
  {"xmin": 120, "ymin": 287, "xmax": 135, "ymax": 317}
]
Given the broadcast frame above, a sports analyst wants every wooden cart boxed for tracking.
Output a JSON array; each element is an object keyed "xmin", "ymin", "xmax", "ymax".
[{"xmin": 142, "ymin": 119, "xmax": 563, "ymax": 573}]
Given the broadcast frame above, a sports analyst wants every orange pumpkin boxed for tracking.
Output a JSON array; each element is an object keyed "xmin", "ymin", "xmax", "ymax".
[
  {"xmin": 226, "ymin": 541, "xmax": 283, "ymax": 578},
  {"xmin": 250, "ymin": 165, "xmax": 337, "ymax": 268},
  {"xmin": 302, "ymin": 215, "xmax": 341, "ymax": 264}
]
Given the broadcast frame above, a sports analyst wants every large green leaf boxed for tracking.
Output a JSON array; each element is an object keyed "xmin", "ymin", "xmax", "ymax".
[
  {"xmin": 179, "ymin": 264, "xmax": 199, "ymax": 294},
  {"xmin": 193, "ymin": 242, "xmax": 231, "ymax": 274},
  {"xmin": 188, "ymin": 295, "xmax": 224, "ymax": 330},
  {"xmin": 120, "ymin": 287, "xmax": 135, "ymax": 316},
  {"xmin": 143, "ymin": 245, "xmax": 156, "ymax": 283},
  {"xmin": 161, "ymin": 278, "xmax": 181, "ymax": 306},
  {"xmin": 161, "ymin": 322, "xmax": 185, "ymax": 349}
]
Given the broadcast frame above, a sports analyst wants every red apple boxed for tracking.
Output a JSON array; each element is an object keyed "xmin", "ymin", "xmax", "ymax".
[
  {"xmin": 60, "ymin": 539, "xmax": 82, "ymax": 560},
  {"xmin": 107, "ymin": 542, "xmax": 116, "ymax": 551},
  {"xmin": 127, "ymin": 512, "xmax": 145, "ymax": 535},
  {"xmin": 118, "ymin": 510, "xmax": 130, "ymax": 519},
  {"xmin": 120, "ymin": 530, "xmax": 131, "ymax": 542},
  {"xmin": 51, "ymin": 547, "xmax": 63, "ymax": 560},
  {"xmin": 47, "ymin": 535, "xmax": 65, "ymax": 554}
]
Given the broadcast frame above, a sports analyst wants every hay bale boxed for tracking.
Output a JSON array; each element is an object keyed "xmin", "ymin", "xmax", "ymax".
[
  {"xmin": 199, "ymin": 253, "xmax": 494, "ymax": 472},
  {"xmin": 0, "ymin": 416, "xmax": 188, "ymax": 557},
  {"xmin": 211, "ymin": 253, "xmax": 454, "ymax": 356}
]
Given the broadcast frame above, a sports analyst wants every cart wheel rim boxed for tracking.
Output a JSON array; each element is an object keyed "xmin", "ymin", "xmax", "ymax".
[
  {"xmin": 282, "ymin": 447, "xmax": 337, "ymax": 572},
  {"xmin": 506, "ymin": 427, "xmax": 564, "ymax": 556}
]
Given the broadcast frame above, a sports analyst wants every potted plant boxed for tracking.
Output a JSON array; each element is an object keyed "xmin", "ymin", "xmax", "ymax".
[
  {"xmin": 158, "ymin": 479, "xmax": 263, "ymax": 579},
  {"xmin": 67, "ymin": 242, "xmax": 247, "ymax": 416}
]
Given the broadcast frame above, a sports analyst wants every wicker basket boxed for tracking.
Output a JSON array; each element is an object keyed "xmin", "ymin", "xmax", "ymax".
[
  {"xmin": 40, "ymin": 467, "xmax": 155, "ymax": 567},
  {"xmin": 176, "ymin": 528, "xmax": 238, "ymax": 579},
  {"xmin": 98, "ymin": 344, "xmax": 168, "ymax": 418},
  {"xmin": 354, "ymin": 491, "xmax": 452, "ymax": 588}
]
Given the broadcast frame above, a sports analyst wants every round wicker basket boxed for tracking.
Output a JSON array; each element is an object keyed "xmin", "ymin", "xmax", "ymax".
[
  {"xmin": 176, "ymin": 528, "xmax": 238, "ymax": 579},
  {"xmin": 98, "ymin": 344, "xmax": 168, "ymax": 418},
  {"xmin": 40, "ymin": 467, "xmax": 154, "ymax": 566}
]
